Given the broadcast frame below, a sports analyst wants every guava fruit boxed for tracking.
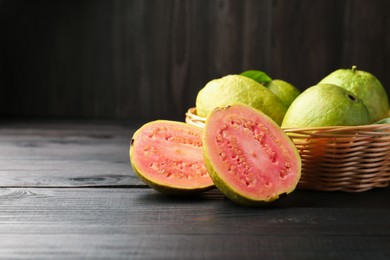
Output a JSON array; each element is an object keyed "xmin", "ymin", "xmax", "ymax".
[
  {"xmin": 130, "ymin": 120, "xmax": 214, "ymax": 195},
  {"xmin": 265, "ymin": 79, "xmax": 301, "ymax": 108},
  {"xmin": 195, "ymin": 75, "xmax": 287, "ymax": 125},
  {"xmin": 203, "ymin": 103, "xmax": 301, "ymax": 207},
  {"xmin": 318, "ymin": 66, "xmax": 389, "ymax": 122},
  {"xmin": 281, "ymin": 84, "xmax": 371, "ymax": 128},
  {"xmin": 240, "ymin": 70, "xmax": 300, "ymax": 108}
]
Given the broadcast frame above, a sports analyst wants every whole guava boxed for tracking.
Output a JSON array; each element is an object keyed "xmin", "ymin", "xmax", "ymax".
[
  {"xmin": 318, "ymin": 66, "xmax": 389, "ymax": 122},
  {"xmin": 239, "ymin": 70, "xmax": 300, "ymax": 108},
  {"xmin": 195, "ymin": 75, "xmax": 287, "ymax": 125},
  {"xmin": 265, "ymin": 79, "xmax": 301, "ymax": 108},
  {"xmin": 281, "ymin": 84, "xmax": 372, "ymax": 128}
]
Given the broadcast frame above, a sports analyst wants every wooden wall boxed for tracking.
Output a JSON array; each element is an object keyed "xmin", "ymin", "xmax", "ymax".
[{"xmin": 1, "ymin": 0, "xmax": 389, "ymax": 120}]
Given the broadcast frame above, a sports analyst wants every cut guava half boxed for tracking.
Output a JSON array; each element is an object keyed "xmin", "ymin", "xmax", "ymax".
[
  {"xmin": 203, "ymin": 103, "xmax": 301, "ymax": 206},
  {"xmin": 130, "ymin": 120, "xmax": 214, "ymax": 195}
]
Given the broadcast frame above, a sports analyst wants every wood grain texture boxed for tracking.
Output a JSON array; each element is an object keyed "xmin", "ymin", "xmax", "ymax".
[
  {"xmin": 0, "ymin": 121, "xmax": 389, "ymax": 259},
  {"xmin": 0, "ymin": 187, "xmax": 389, "ymax": 259},
  {"xmin": 0, "ymin": 0, "xmax": 389, "ymax": 120},
  {"xmin": 0, "ymin": 120, "xmax": 144, "ymax": 187}
]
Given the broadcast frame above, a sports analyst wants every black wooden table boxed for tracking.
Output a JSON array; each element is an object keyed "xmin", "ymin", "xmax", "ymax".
[{"xmin": 0, "ymin": 120, "xmax": 389, "ymax": 259}]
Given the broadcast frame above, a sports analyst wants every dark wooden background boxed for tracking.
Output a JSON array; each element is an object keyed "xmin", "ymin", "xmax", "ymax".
[{"xmin": 1, "ymin": 0, "xmax": 389, "ymax": 121}]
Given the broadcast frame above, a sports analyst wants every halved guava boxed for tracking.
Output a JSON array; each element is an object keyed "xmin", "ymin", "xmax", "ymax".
[
  {"xmin": 130, "ymin": 120, "xmax": 214, "ymax": 195},
  {"xmin": 203, "ymin": 103, "xmax": 301, "ymax": 206}
]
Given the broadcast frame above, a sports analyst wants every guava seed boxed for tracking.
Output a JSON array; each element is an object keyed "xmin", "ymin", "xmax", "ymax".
[
  {"xmin": 219, "ymin": 152, "xmax": 227, "ymax": 161},
  {"xmin": 217, "ymin": 118, "xmax": 283, "ymax": 186},
  {"xmin": 147, "ymin": 127, "xmax": 202, "ymax": 147},
  {"xmin": 279, "ymin": 169, "xmax": 287, "ymax": 179},
  {"xmin": 149, "ymin": 159, "xmax": 208, "ymax": 179}
]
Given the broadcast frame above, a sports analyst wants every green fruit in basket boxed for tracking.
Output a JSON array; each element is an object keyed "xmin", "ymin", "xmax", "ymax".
[
  {"xmin": 265, "ymin": 79, "xmax": 301, "ymax": 107},
  {"xmin": 203, "ymin": 103, "xmax": 301, "ymax": 207},
  {"xmin": 318, "ymin": 66, "xmax": 389, "ymax": 122},
  {"xmin": 130, "ymin": 120, "xmax": 214, "ymax": 195},
  {"xmin": 240, "ymin": 70, "xmax": 300, "ymax": 108},
  {"xmin": 281, "ymin": 84, "xmax": 371, "ymax": 128},
  {"xmin": 196, "ymin": 75, "xmax": 287, "ymax": 125}
]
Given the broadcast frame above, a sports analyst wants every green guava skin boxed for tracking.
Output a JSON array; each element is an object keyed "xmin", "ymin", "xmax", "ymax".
[
  {"xmin": 318, "ymin": 67, "xmax": 389, "ymax": 123},
  {"xmin": 196, "ymin": 75, "xmax": 287, "ymax": 125},
  {"xmin": 265, "ymin": 79, "xmax": 301, "ymax": 108},
  {"xmin": 203, "ymin": 104, "xmax": 302, "ymax": 207},
  {"xmin": 281, "ymin": 84, "xmax": 372, "ymax": 128}
]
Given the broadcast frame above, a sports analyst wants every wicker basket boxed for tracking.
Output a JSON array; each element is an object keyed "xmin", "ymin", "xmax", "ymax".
[{"xmin": 186, "ymin": 107, "xmax": 390, "ymax": 192}]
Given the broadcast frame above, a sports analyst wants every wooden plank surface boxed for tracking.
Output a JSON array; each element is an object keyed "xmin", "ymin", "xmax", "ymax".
[
  {"xmin": 0, "ymin": 187, "xmax": 389, "ymax": 259},
  {"xmin": 0, "ymin": 120, "xmax": 144, "ymax": 187},
  {"xmin": 0, "ymin": 121, "xmax": 389, "ymax": 259}
]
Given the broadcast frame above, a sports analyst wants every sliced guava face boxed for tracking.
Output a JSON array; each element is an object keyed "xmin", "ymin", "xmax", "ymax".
[
  {"xmin": 130, "ymin": 120, "xmax": 214, "ymax": 195},
  {"xmin": 203, "ymin": 103, "xmax": 301, "ymax": 206}
]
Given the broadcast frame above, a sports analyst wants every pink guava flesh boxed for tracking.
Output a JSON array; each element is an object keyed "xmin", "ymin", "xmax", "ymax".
[
  {"xmin": 130, "ymin": 120, "xmax": 214, "ymax": 192},
  {"xmin": 204, "ymin": 104, "xmax": 301, "ymax": 202}
]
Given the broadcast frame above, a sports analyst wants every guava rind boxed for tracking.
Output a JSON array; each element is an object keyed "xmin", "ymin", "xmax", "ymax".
[
  {"xmin": 130, "ymin": 120, "xmax": 214, "ymax": 195},
  {"xmin": 282, "ymin": 84, "xmax": 372, "ymax": 128},
  {"xmin": 203, "ymin": 103, "xmax": 301, "ymax": 207},
  {"xmin": 265, "ymin": 79, "xmax": 301, "ymax": 108},
  {"xmin": 318, "ymin": 67, "xmax": 389, "ymax": 122},
  {"xmin": 196, "ymin": 75, "xmax": 287, "ymax": 125}
]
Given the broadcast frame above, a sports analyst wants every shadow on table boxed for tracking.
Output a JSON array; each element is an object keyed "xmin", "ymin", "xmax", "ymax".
[
  {"xmin": 136, "ymin": 186, "xmax": 390, "ymax": 209},
  {"xmin": 275, "ymin": 187, "xmax": 390, "ymax": 209}
]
